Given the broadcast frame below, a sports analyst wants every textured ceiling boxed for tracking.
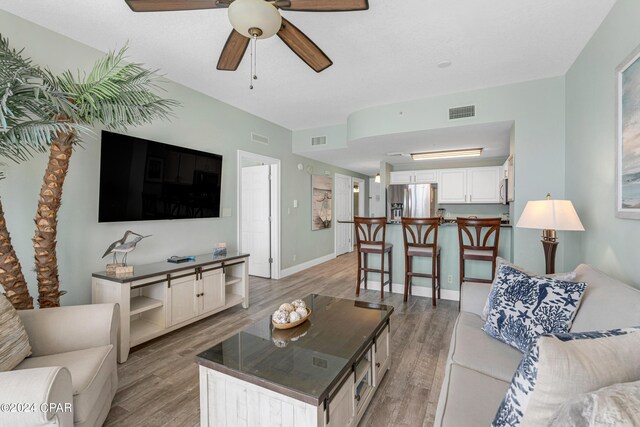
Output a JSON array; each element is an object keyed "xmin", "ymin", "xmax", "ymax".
[{"xmin": 0, "ymin": 0, "xmax": 615, "ymax": 130}]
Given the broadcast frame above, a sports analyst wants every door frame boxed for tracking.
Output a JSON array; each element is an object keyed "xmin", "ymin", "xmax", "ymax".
[
  {"xmin": 352, "ymin": 177, "xmax": 366, "ymax": 246},
  {"xmin": 334, "ymin": 173, "xmax": 354, "ymax": 257},
  {"xmin": 237, "ymin": 150, "xmax": 281, "ymax": 279}
]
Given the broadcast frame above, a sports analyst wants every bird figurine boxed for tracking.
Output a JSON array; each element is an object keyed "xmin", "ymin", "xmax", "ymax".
[{"xmin": 102, "ymin": 231, "xmax": 151, "ymax": 265}]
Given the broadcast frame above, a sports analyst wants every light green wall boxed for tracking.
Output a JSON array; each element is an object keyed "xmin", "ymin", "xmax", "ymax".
[
  {"xmin": 0, "ymin": 11, "xmax": 366, "ymax": 306},
  {"xmin": 565, "ymin": 0, "xmax": 640, "ymax": 288},
  {"xmin": 294, "ymin": 78, "xmax": 567, "ymax": 274}
]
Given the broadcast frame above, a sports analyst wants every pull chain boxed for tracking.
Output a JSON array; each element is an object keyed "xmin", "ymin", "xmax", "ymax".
[{"xmin": 249, "ymin": 34, "xmax": 258, "ymax": 90}]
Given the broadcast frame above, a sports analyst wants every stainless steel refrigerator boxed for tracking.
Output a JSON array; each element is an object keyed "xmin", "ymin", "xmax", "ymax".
[{"xmin": 387, "ymin": 184, "xmax": 437, "ymax": 222}]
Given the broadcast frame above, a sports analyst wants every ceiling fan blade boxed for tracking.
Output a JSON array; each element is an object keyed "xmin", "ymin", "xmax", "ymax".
[
  {"xmin": 277, "ymin": 18, "xmax": 332, "ymax": 73},
  {"xmin": 217, "ymin": 30, "xmax": 250, "ymax": 71},
  {"xmin": 277, "ymin": 0, "xmax": 368, "ymax": 12},
  {"xmin": 125, "ymin": 0, "xmax": 229, "ymax": 12}
]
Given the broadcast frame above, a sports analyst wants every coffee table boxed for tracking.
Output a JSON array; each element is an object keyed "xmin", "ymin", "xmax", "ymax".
[{"xmin": 196, "ymin": 294, "xmax": 393, "ymax": 427}]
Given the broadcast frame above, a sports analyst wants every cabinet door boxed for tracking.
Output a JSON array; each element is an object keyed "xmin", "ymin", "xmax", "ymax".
[
  {"xmin": 413, "ymin": 170, "xmax": 437, "ymax": 183},
  {"xmin": 437, "ymin": 169, "xmax": 467, "ymax": 203},
  {"xmin": 374, "ymin": 326, "xmax": 390, "ymax": 386},
  {"xmin": 168, "ymin": 275, "xmax": 198, "ymax": 327},
  {"xmin": 389, "ymin": 171, "xmax": 413, "ymax": 185},
  {"xmin": 200, "ymin": 269, "xmax": 225, "ymax": 314},
  {"xmin": 326, "ymin": 375, "xmax": 355, "ymax": 427},
  {"xmin": 468, "ymin": 167, "xmax": 501, "ymax": 203}
]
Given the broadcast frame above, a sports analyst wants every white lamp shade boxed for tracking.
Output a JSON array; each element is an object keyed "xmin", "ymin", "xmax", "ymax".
[
  {"xmin": 516, "ymin": 199, "xmax": 585, "ymax": 231},
  {"xmin": 228, "ymin": 0, "xmax": 282, "ymax": 39}
]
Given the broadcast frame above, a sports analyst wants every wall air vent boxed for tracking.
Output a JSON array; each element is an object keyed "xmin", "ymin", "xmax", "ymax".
[
  {"xmin": 311, "ymin": 136, "xmax": 327, "ymax": 146},
  {"xmin": 449, "ymin": 105, "xmax": 476, "ymax": 120},
  {"xmin": 251, "ymin": 132, "xmax": 269, "ymax": 145}
]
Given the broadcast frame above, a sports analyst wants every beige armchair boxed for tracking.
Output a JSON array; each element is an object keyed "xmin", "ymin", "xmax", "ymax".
[{"xmin": 0, "ymin": 303, "xmax": 119, "ymax": 427}]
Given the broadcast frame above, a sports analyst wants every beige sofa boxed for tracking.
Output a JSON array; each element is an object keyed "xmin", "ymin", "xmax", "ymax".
[
  {"xmin": 434, "ymin": 264, "xmax": 640, "ymax": 427},
  {"xmin": 0, "ymin": 303, "xmax": 119, "ymax": 427}
]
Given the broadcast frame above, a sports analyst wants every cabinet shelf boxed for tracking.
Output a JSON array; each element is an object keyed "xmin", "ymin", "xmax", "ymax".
[
  {"xmin": 225, "ymin": 292, "xmax": 244, "ymax": 308},
  {"xmin": 130, "ymin": 317, "xmax": 164, "ymax": 346},
  {"xmin": 130, "ymin": 296, "xmax": 163, "ymax": 316},
  {"xmin": 225, "ymin": 276, "xmax": 242, "ymax": 286}
]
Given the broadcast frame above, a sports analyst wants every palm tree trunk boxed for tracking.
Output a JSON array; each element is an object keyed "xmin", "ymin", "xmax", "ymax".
[
  {"xmin": 0, "ymin": 197, "xmax": 33, "ymax": 309},
  {"xmin": 34, "ymin": 133, "xmax": 75, "ymax": 308}
]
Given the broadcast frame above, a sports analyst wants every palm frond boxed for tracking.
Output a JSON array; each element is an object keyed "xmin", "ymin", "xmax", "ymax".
[
  {"xmin": 0, "ymin": 34, "xmax": 81, "ymax": 162},
  {"xmin": 56, "ymin": 45, "xmax": 179, "ymax": 130}
]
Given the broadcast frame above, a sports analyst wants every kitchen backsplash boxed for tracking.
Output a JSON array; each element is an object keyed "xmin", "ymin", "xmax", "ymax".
[{"xmin": 437, "ymin": 203, "xmax": 509, "ymax": 220}]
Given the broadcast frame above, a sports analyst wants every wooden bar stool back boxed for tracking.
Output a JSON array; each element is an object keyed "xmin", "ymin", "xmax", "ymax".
[
  {"xmin": 354, "ymin": 217, "xmax": 393, "ymax": 300},
  {"xmin": 401, "ymin": 217, "xmax": 441, "ymax": 306},
  {"xmin": 456, "ymin": 217, "xmax": 502, "ymax": 286}
]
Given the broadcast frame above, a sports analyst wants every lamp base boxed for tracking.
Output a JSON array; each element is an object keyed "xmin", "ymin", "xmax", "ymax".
[{"xmin": 541, "ymin": 239, "xmax": 558, "ymax": 275}]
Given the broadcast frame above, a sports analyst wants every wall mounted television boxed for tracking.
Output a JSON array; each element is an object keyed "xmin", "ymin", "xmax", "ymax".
[{"xmin": 98, "ymin": 131, "xmax": 222, "ymax": 223}]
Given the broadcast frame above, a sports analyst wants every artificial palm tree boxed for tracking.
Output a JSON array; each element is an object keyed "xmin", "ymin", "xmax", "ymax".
[
  {"xmin": 0, "ymin": 34, "xmax": 177, "ymax": 308},
  {"xmin": 33, "ymin": 46, "xmax": 178, "ymax": 308},
  {"xmin": 0, "ymin": 35, "xmax": 78, "ymax": 309}
]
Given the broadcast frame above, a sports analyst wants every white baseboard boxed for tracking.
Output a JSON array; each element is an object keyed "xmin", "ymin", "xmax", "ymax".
[
  {"xmin": 364, "ymin": 281, "xmax": 460, "ymax": 302},
  {"xmin": 279, "ymin": 253, "xmax": 336, "ymax": 278}
]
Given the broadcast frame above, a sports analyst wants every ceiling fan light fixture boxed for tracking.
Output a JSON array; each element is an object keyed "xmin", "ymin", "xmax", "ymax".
[
  {"xmin": 228, "ymin": 0, "xmax": 282, "ymax": 39},
  {"xmin": 411, "ymin": 148, "xmax": 483, "ymax": 161}
]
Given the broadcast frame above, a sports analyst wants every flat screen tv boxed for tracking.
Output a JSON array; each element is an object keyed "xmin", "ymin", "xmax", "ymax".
[{"xmin": 98, "ymin": 131, "xmax": 222, "ymax": 222}]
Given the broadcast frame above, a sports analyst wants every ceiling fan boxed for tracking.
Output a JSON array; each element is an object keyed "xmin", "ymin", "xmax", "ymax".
[{"xmin": 124, "ymin": 0, "xmax": 369, "ymax": 75}]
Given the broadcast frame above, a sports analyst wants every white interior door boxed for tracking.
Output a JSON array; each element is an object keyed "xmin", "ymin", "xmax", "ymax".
[
  {"xmin": 241, "ymin": 165, "xmax": 271, "ymax": 278},
  {"xmin": 335, "ymin": 174, "xmax": 353, "ymax": 256}
]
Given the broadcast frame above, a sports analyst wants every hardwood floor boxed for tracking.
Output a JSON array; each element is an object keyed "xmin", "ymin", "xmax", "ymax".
[{"xmin": 104, "ymin": 251, "xmax": 458, "ymax": 427}]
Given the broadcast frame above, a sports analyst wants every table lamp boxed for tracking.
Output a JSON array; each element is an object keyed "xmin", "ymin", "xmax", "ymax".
[{"xmin": 516, "ymin": 194, "xmax": 584, "ymax": 274}]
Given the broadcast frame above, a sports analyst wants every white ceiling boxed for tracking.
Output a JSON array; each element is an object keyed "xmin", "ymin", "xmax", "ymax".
[
  {"xmin": 0, "ymin": 0, "xmax": 614, "ymax": 130},
  {"xmin": 300, "ymin": 121, "xmax": 513, "ymax": 176}
]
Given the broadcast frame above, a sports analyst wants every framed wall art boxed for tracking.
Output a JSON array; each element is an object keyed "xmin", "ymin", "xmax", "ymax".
[{"xmin": 616, "ymin": 44, "xmax": 640, "ymax": 219}]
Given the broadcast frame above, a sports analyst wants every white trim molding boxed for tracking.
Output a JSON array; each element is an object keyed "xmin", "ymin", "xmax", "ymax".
[
  {"xmin": 363, "ymin": 281, "xmax": 460, "ymax": 301},
  {"xmin": 280, "ymin": 253, "xmax": 336, "ymax": 278}
]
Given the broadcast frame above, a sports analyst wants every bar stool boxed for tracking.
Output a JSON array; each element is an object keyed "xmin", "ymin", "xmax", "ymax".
[
  {"xmin": 401, "ymin": 217, "xmax": 441, "ymax": 306},
  {"xmin": 354, "ymin": 217, "xmax": 393, "ymax": 300},
  {"xmin": 457, "ymin": 217, "xmax": 502, "ymax": 303}
]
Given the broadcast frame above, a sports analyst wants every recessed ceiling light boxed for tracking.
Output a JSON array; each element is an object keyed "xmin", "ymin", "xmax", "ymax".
[
  {"xmin": 437, "ymin": 60, "xmax": 452, "ymax": 68},
  {"xmin": 411, "ymin": 148, "xmax": 483, "ymax": 161}
]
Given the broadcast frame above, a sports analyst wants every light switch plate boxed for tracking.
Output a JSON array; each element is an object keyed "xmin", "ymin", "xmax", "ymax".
[
  {"xmin": 222, "ymin": 208, "xmax": 232, "ymax": 217},
  {"xmin": 293, "ymin": 200, "xmax": 298, "ymax": 208}
]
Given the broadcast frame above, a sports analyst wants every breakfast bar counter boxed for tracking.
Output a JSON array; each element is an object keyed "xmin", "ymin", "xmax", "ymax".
[{"xmin": 340, "ymin": 221, "xmax": 513, "ymax": 299}]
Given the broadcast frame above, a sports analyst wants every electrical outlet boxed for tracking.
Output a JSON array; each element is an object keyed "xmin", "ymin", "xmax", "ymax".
[{"xmin": 447, "ymin": 275, "xmax": 453, "ymax": 284}]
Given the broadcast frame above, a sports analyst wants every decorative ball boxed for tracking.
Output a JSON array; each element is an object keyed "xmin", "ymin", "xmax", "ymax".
[
  {"xmin": 289, "ymin": 311, "xmax": 301, "ymax": 322},
  {"xmin": 295, "ymin": 307, "xmax": 307, "ymax": 318},
  {"xmin": 279, "ymin": 303, "xmax": 295, "ymax": 313},
  {"xmin": 272, "ymin": 309, "xmax": 289, "ymax": 324},
  {"xmin": 291, "ymin": 299, "xmax": 306, "ymax": 310}
]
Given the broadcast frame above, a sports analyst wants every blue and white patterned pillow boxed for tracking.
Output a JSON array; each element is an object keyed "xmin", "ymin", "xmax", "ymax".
[
  {"xmin": 493, "ymin": 327, "xmax": 640, "ymax": 427},
  {"xmin": 483, "ymin": 265, "xmax": 587, "ymax": 352}
]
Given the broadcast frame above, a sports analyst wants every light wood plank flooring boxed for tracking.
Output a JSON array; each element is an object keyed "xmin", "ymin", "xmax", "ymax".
[{"xmin": 104, "ymin": 251, "xmax": 458, "ymax": 427}]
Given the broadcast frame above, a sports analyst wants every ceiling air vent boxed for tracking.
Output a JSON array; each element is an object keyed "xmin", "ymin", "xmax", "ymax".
[
  {"xmin": 449, "ymin": 105, "xmax": 476, "ymax": 120},
  {"xmin": 251, "ymin": 132, "xmax": 269, "ymax": 145},
  {"xmin": 311, "ymin": 136, "xmax": 327, "ymax": 146}
]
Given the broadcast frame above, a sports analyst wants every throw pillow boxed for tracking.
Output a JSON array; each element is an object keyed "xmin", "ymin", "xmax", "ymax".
[
  {"xmin": 548, "ymin": 380, "xmax": 640, "ymax": 427},
  {"xmin": 0, "ymin": 294, "xmax": 32, "ymax": 371},
  {"xmin": 483, "ymin": 265, "xmax": 586, "ymax": 352},
  {"xmin": 481, "ymin": 257, "xmax": 577, "ymax": 320},
  {"xmin": 493, "ymin": 327, "xmax": 640, "ymax": 427}
]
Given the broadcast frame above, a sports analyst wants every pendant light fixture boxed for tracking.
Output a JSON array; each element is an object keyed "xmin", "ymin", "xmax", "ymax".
[{"xmin": 227, "ymin": 0, "xmax": 282, "ymax": 89}]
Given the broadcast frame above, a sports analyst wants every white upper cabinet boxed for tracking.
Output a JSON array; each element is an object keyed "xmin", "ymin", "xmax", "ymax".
[
  {"xmin": 389, "ymin": 171, "xmax": 414, "ymax": 184},
  {"xmin": 413, "ymin": 170, "xmax": 437, "ymax": 183},
  {"xmin": 389, "ymin": 170, "xmax": 437, "ymax": 184},
  {"xmin": 437, "ymin": 166, "xmax": 501, "ymax": 204},
  {"xmin": 438, "ymin": 169, "xmax": 468, "ymax": 203},
  {"xmin": 467, "ymin": 167, "xmax": 501, "ymax": 203}
]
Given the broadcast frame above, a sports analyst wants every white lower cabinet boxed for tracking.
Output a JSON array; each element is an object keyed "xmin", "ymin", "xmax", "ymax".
[
  {"xmin": 201, "ymin": 269, "xmax": 225, "ymax": 314},
  {"xmin": 168, "ymin": 275, "xmax": 199, "ymax": 327},
  {"xmin": 326, "ymin": 375, "xmax": 355, "ymax": 427}
]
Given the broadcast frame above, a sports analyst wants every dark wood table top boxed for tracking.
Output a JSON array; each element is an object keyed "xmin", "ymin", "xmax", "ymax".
[{"xmin": 196, "ymin": 294, "xmax": 394, "ymax": 405}]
